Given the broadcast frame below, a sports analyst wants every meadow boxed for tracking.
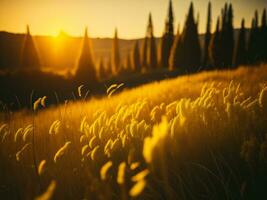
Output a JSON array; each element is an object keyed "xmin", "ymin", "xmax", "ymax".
[{"xmin": 1, "ymin": 65, "xmax": 267, "ymax": 199}]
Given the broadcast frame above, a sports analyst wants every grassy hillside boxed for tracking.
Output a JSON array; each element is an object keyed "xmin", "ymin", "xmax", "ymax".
[{"xmin": 1, "ymin": 65, "xmax": 267, "ymax": 199}]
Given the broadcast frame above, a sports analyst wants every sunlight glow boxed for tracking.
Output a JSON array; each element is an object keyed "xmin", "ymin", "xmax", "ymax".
[
  {"xmin": 0, "ymin": 0, "xmax": 265, "ymax": 38},
  {"xmin": 53, "ymin": 31, "xmax": 67, "ymax": 53}
]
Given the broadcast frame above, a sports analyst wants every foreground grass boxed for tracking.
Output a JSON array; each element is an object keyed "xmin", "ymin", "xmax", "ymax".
[{"xmin": 1, "ymin": 65, "xmax": 267, "ymax": 199}]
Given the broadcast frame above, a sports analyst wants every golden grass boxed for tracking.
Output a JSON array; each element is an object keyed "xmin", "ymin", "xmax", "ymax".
[{"xmin": 1, "ymin": 64, "xmax": 267, "ymax": 199}]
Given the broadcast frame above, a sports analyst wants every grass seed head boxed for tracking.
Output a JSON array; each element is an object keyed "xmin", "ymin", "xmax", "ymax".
[
  {"xmin": 54, "ymin": 142, "xmax": 71, "ymax": 163},
  {"xmin": 100, "ymin": 161, "xmax": 113, "ymax": 181},
  {"xmin": 38, "ymin": 160, "xmax": 47, "ymax": 175},
  {"xmin": 117, "ymin": 162, "xmax": 126, "ymax": 185}
]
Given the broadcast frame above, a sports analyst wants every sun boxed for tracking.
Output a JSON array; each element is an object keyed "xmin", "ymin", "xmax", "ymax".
[{"xmin": 53, "ymin": 30, "xmax": 68, "ymax": 53}]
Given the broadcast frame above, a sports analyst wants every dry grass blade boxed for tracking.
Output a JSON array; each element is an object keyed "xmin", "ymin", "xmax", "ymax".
[
  {"xmin": 38, "ymin": 160, "xmax": 47, "ymax": 175},
  {"xmin": 54, "ymin": 142, "xmax": 71, "ymax": 163},
  {"xmin": 131, "ymin": 169, "xmax": 149, "ymax": 182},
  {"xmin": 117, "ymin": 162, "xmax": 126, "ymax": 185},
  {"xmin": 34, "ymin": 98, "xmax": 42, "ymax": 111},
  {"xmin": 78, "ymin": 85, "xmax": 84, "ymax": 97},
  {"xmin": 16, "ymin": 143, "xmax": 31, "ymax": 162},
  {"xmin": 106, "ymin": 84, "xmax": 118, "ymax": 94},
  {"xmin": 100, "ymin": 161, "xmax": 113, "ymax": 180},
  {"xmin": 35, "ymin": 180, "xmax": 57, "ymax": 200},
  {"xmin": 129, "ymin": 180, "xmax": 146, "ymax": 197},
  {"xmin": 41, "ymin": 96, "xmax": 47, "ymax": 107}
]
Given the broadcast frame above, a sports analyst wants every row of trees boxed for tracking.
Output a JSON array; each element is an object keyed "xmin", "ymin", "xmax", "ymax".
[
  {"xmin": 103, "ymin": 1, "xmax": 267, "ymax": 77},
  {"xmin": 20, "ymin": 1, "xmax": 267, "ymax": 83},
  {"xmin": 208, "ymin": 3, "xmax": 267, "ymax": 69},
  {"xmin": 163, "ymin": 1, "xmax": 267, "ymax": 72}
]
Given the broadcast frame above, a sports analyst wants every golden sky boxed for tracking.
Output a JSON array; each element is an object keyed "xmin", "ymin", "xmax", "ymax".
[{"xmin": 0, "ymin": 0, "xmax": 266, "ymax": 39}]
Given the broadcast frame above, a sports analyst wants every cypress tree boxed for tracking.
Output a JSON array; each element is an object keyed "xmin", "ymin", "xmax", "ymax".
[
  {"xmin": 262, "ymin": 8, "xmax": 267, "ymax": 29},
  {"xmin": 233, "ymin": 19, "xmax": 247, "ymax": 67},
  {"xmin": 225, "ymin": 3, "xmax": 234, "ymax": 68},
  {"xmin": 260, "ymin": 9, "xmax": 267, "ymax": 61},
  {"xmin": 141, "ymin": 36, "xmax": 148, "ymax": 68},
  {"xmin": 248, "ymin": 11, "xmax": 260, "ymax": 64},
  {"xmin": 98, "ymin": 57, "xmax": 106, "ymax": 80},
  {"xmin": 120, "ymin": 58, "xmax": 128, "ymax": 75},
  {"xmin": 203, "ymin": 2, "xmax": 212, "ymax": 68},
  {"xmin": 159, "ymin": 0, "xmax": 174, "ymax": 68},
  {"xmin": 222, "ymin": 4, "xmax": 234, "ymax": 67},
  {"xmin": 180, "ymin": 2, "xmax": 201, "ymax": 73},
  {"xmin": 209, "ymin": 17, "xmax": 221, "ymax": 68},
  {"xmin": 169, "ymin": 25, "xmax": 182, "ymax": 70},
  {"xmin": 212, "ymin": 3, "xmax": 234, "ymax": 68},
  {"xmin": 105, "ymin": 58, "xmax": 112, "ymax": 78},
  {"xmin": 132, "ymin": 41, "xmax": 142, "ymax": 72},
  {"xmin": 254, "ymin": 11, "xmax": 260, "ymax": 62},
  {"xmin": 126, "ymin": 53, "xmax": 132, "ymax": 72},
  {"xmin": 20, "ymin": 25, "xmax": 40, "ymax": 69},
  {"xmin": 112, "ymin": 28, "xmax": 120, "ymax": 75},
  {"xmin": 120, "ymin": 62, "xmax": 126, "ymax": 74},
  {"xmin": 75, "ymin": 27, "xmax": 97, "ymax": 83},
  {"xmin": 219, "ymin": 3, "xmax": 228, "ymax": 68},
  {"xmin": 221, "ymin": 4, "xmax": 228, "ymax": 33},
  {"xmin": 248, "ymin": 18, "xmax": 256, "ymax": 64},
  {"xmin": 146, "ymin": 13, "xmax": 158, "ymax": 69}
]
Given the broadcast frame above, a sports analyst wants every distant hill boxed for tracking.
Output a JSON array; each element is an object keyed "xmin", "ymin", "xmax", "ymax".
[
  {"xmin": 0, "ymin": 30, "xmax": 243, "ymax": 71},
  {"xmin": 0, "ymin": 31, "xmax": 145, "ymax": 71}
]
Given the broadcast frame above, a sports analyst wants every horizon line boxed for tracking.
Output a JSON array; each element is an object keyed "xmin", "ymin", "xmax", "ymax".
[{"xmin": 0, "ymin": 27, "xmax": 246, "ymax": 40}]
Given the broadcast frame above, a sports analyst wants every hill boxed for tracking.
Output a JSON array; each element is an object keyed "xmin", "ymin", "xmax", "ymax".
[
  {"xmin": 1, "ymin": 65, "xmax": 267, "ymax": 199},
  {"xmin": 0, "ymin": 31, "xmax": 148, "ymax": 70},
  {"xmin": 0, "ymin": 30, "xmax": 245, "ymax": 70},
  {"xmin": 0, "ymin": 30, "xmax": 244, "ymax": 71}
]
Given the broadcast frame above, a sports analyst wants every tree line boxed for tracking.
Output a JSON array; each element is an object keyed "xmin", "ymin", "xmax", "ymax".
[{"xmin": 20, "ymin": 1, "xmax": 267, "ymax": 84}]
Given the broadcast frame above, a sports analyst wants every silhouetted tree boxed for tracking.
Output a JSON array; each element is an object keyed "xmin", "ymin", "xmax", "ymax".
[
  {"xmin": 233, "ymin": 19, "xmax": 247, "ymax": 67},
  {"xmin": 146, "ymin": 13, "xmax": 158, "ymax": 69},
  {"xmin": 75, "ymin": 27, "xmax": 97, "ymax": 83},
  {"xmin": 260, "ymin": 8, "xmax": 267, "ymax": 61},
  {"xmin": 169, "ymin": 25, "xmax": 182, "ymax": 70},
  {"xmin": 219, "ymin": 3, "xmax": 228, "ymax": 67},
  {"xmin": 203, "ymin": 2, "xmax": 212, "ymax": 68},
  {"xmin": 225, "ymin": 4, "xmax": 234, "ymax": 67},
  {"xmin": 20, "ymin": 25, "xmax": 40, "ymax": 69},
  {"xmin": 120, "ymin": 63, "xmax": 126, "ymax": 74},
  {"xmin": 159, "ymin": 0, "xmax": 174, "ymax": 68},
  {"xmin": 248, "ymin": 11, "xmax": 260, "ymax": 64},
  {"xmin": 132, "ymin": 41, "xmax": 141, "ymax": 72},
  {"xmin": 141, "ymin": 37, "xmax": 148, "ymax": 68},
  {"xmin": 126, "ymin": 53, "xmax": 132, "ymax": 72},
  {"xmin": 98, "ymin": 57, "xmax": 106, "ymax": 80},
  {"xmin": 112, "ymin": 28, "xmax": 120, "ymax": 74},
  {"xmin": 218, "ymin": 3, "xmax": 234, "ymax": 68},
  {"xmin": 248, "ymin": 18, "xmax": 256, "ymax": 64},
  {"xmin": 105, "ymin": 58, "xmax": 112, "ymax": 78},
  {"xmin": 209, "ymin": 18, "xmax": 221, "ymax": 68},
  {"xmin": 179, "ymin": 2, "xmax": 201, "ymax": 73}
]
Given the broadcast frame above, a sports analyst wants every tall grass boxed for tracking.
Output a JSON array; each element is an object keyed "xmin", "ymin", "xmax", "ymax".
[{"xmin": 0, "ymin": 65, "xmax": 267, "ymax": 199}]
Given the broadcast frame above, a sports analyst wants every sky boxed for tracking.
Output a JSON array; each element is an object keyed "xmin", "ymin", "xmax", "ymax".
[{"xmin": 0, "ymin": 0, "xmax": 266, "ymax": 39}]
